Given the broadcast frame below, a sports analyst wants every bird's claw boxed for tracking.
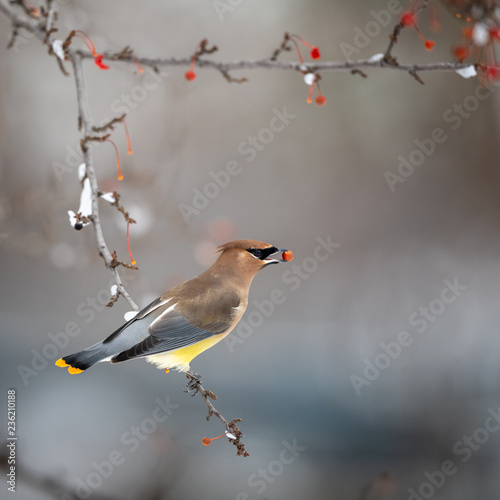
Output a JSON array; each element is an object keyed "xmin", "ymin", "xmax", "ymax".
[{"xmin": 185, "ymin": 370, "xmax": 202, "ymax": 396}]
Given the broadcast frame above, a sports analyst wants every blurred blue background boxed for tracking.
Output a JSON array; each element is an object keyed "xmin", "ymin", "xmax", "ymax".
[{"xmin": 2, "ymin": 1, "xmax": 500, "ymax": 499}]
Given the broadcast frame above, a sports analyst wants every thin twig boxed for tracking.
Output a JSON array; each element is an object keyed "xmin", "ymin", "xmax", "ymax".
[
  {"xmin": 109, "ymin": 191, "xmax": 136, "ymax": 224},
  {"xmin": 1, "ymin": 0, "xmax": 42, "ymax": 39},
  {"xmin": 0, "ymin": 0, "xmax": 41, "ymax": 40},
  {"xmin": 0, "ymin": 0, "xmax": 471, "ymax": 81},
  {"xmin": 10, "ymin": 0, "xmax": 39, "ymax": 19},
  {"xmin": 79, "ymin": 51, "xmax": 472, "ymax": 76},
  {"xmin": 93, "ymin": 113, "xmax": 127, "ymax": 133},
  {"xmin": 384, "ymin": 0, "xmax": 432, "ymax": 73},
  {"xmin": 186, "ymin": 374, "xmax": 249, "ymax": 457},
  {"xmin": 384, "ymin": 23, "xmax": 402, "ymax": 62},
  {"xmin": 80, "ymin": 133, "xmax": 110, "ymax": 150},
  {"xmin": 43, "ymin": 0, "xmax": 57, "ymax": 43},
  {"xmin": 270, "ymin": 32, "xmax": 292, "ymax": 61},
  {"xmin": 70, "ymin": 52, "xmax": 138, "ymax": 311}
]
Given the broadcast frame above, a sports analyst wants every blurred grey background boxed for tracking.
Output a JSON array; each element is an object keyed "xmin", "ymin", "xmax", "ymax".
[{"xmin": 2, "ymin": 0, "xmax": 500, "ymax": 499}]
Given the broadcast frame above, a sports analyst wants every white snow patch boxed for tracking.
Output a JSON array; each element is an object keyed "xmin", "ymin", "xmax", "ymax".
[
  {"xmin": 52, "ymin": 40, "xmax": 65, "ymax": 60},
  {"xmin": 77, "ymin": 163, "xmax": 86, "ymax": 182},
  {"xmin": 456, "ymin": 65, "xmax": 477, "ymax": 79},
  {"xmin": 368, "ymin": 53, "xmax": 384, "ymax": 63},
  {"xmin": 303, "ymin": 72, "xmax": 315, "ymax": 85},
  {"xmin": 101, "ymin": 192, "xmax": 116, "ymax": 203},
  {"xmin": 79, "ymin": 178, "xmax": 92, "ymax": 218},
  {"xmin": 68, "ymin": 177, "xmax": 92, "ymax": 229},
  {"xmin": 472, "ymin": 22, "xmax": 489, "ymax": 46}
]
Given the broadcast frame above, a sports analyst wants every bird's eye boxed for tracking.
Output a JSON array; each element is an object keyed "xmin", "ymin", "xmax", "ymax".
[{"xmin": 247, "ymin": 248, "xmax": 263, "ymax": 259}]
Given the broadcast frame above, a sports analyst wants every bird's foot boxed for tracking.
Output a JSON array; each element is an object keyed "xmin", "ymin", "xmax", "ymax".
[{"xmin": 185, "ymin": 370, "xmax": 202, "ymax": 396}]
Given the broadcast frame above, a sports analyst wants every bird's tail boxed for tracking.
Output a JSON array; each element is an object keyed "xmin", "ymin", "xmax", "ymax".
[{"xmin": 55, "ymin": 343, "xmax": 110, "ymax": 374}]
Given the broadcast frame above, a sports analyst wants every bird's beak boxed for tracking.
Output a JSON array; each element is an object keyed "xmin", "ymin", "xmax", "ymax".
[{"xmin": 263, "ymin": 248, "xmax": 293, "ymax": 265}]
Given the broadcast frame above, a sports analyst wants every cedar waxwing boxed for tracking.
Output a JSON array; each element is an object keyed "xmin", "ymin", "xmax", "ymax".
[{"xmin": 56, "ymin": 240, "xmax": 293, "ymax": 376}]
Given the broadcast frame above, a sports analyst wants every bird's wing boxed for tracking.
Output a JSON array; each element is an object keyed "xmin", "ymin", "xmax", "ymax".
[
  {"xmin": 111, "ymin": 291, "xmax": 240, "ymax": 362},
  {"xmin": 102, "ymin": 296, "xmax": 167, "ymax": 345}
]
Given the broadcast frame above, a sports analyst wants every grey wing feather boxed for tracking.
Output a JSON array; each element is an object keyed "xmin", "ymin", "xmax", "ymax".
[
  {"xmin": 102, "ymin": 296, "xmax": 166, "ymax": 345},
  {"xmin": 149, "ymin": 313, "xmax": 227, "ymax": 351},
  {"xmin": 111, "ymin": 310, "xmax": 226, "ymax": 363}
]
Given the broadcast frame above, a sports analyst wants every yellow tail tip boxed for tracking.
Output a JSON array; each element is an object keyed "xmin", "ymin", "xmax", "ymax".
[{"xmin": 55, "ymin": 358, "xmax": 83, "ymax": 374}]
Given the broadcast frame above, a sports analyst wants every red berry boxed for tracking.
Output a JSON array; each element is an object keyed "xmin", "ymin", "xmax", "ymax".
[
  {"xmin": 94, "ymin": 54, "xmax": 109, "ymax": 70},
  {"xmin": 401, "ymin": 12, "xmax": 415, "ymax": 27},
  {"xmin": 453, "ymin": 45, "xmax": 468, "ymax": 61},
  {"xmin": 487, "ymin": 66, "xmax": 500, "ymax": 80},
  {"xmin": 315, "ymin": 95, "xmax": 326, "ymax": 106},
  {"xmin": 462, "ymin": 26, "xmax": 473, "ymax": 39},
  {"xmin": 490, "ymin": 27, "xmax": 500, "ymax": 41},
  {"xmin": 185, "ymin": 70, "xmax": 196, "ymax": 81},
  {"xmin": 310, "ymin": 47, "xmax": 321, "ymax": 59}
]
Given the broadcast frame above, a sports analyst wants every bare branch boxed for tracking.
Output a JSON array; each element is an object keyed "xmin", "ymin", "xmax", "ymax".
[
  {"xmin": 43, "ymin": 0, "xmax": 58, "ymax": 43},
  {"xmin": 409, "ymin": 69, "xmax": 425, "ymax": 85},
  {"xmin": 384, "ymin": 23, "xmax": 402, "ymax": 62},
  {"xmin": 0, "ymin": 0, "xmax": 42, "ymax": 41},
  {"xmin": 384, "ymin": 0, "xmax": 432, "ymax": 63},
  {"xmin": 92, "ymin": 113, "xmax": 127, "ymax": 133},
  {"xmin": 351, "ymin": 68, "xmax": 368, "ymax": 78},
  {"xmin": 0, "ymin": 0, "xmax": 472, "ymax": 83},
  {"xmin": 108, "ymin": 250, "xmax": 138, "ymax": 270},
  {"xmin": 270, "ymin": 32, "xmax": 293, "ymax": 61},
  {"xmin": 84, "ymin": 51, "xmax": 471, "ymax": 77},
  {"xmin": 219, "ymin": 68, "xmax": 248, "ymax": 84},
  {"xmin": 10, "ymin": 0, "xmax": 39, "ymax": 19},
  {"xmin": 186, "ymin": 374, "xmax": 249, "ymax": 457},
  {"xmin": 70, "ymin": 52, "xmax": 139, "ymax": 311},
  {"xmin": 80, "ymin": 133, "xmax": 110, "ymax": 150},
  {"xmin": 107, "ymin": 191, "xmax": 136, "ymax": 225}
]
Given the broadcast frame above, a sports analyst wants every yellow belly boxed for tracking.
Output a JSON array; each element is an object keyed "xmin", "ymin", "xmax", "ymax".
[{"xmin": 145, "ymin": 334, "xmax": 224, "ymax": 372}]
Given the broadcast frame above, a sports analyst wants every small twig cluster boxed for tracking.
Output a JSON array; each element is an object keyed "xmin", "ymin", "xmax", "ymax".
[{"xmin": 186, "ymin": 375, "xmax": 249, "ymax": 456}]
